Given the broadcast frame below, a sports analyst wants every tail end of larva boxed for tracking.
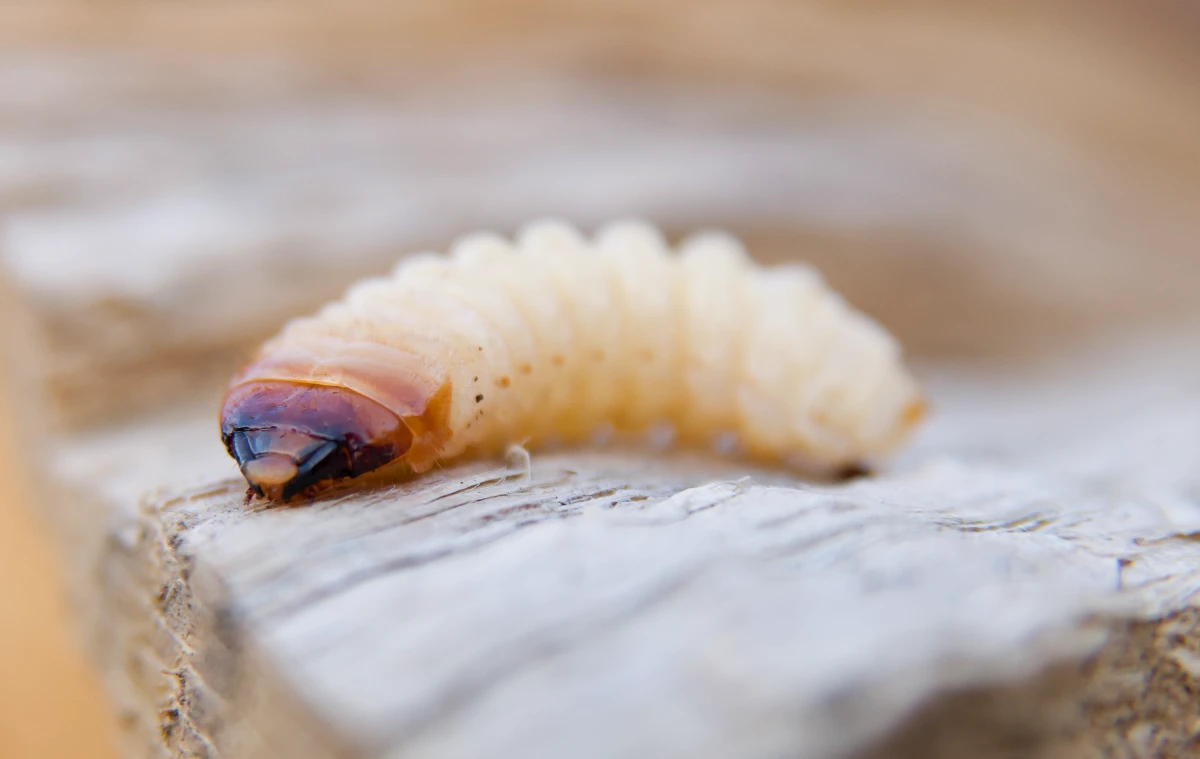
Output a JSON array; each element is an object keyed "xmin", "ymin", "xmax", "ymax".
[
  {"xmin": 866, "ymin": 392, "xmax": 930, "ymax": 468},
  {"xmin": 903, "ymin": 396, "xmax": 929, "ymax": 428},
  {"xmin": 790, "ymin": 393, "xmax": 928, "ymax": 481}
]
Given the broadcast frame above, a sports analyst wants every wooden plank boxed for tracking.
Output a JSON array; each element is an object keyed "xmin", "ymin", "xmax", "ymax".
[
  {"xmin": 6, "ymin": 6, "xmax": 1200, "ymax": 757},
  {"xmin": 59, "ymin": 332, "xmax": 1200, "ymax": 758}
]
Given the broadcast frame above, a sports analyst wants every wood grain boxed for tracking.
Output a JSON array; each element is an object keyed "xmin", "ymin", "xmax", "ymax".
[
  {"xmin": 55, "ymin": 330, "xmax": 1200, "ymax": 758},
  {"xmin": 6, "ymin": 3, "xmax": 1200, "ymax": 757}
]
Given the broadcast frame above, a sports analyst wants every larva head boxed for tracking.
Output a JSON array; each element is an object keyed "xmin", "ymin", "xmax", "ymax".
[
  {"xmin": 220, "ymin": 381, "xmax": 413, "ymax": 501},
  {"xmin": 220, "ymin": 335, "xmax": 455, "ymax": 500}
]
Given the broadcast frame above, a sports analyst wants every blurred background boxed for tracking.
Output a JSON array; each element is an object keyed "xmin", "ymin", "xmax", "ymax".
[{"xmin": 1, "ymin": 1, "xmax": 1199, "ymax": 756}]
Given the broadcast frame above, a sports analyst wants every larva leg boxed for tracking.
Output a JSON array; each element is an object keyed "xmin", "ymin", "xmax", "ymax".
[{"xmin": 505, "ymin": 442, "xmax": 532, "ymax": 482}]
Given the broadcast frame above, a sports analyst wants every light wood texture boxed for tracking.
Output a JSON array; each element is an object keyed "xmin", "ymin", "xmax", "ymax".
[
  {"xmin": 6, "ymin": 4, "xmax": 1200, "ymax": 758},
  {"xmin": 51, "ymin": 330, "xmax": 1200, "ymax": 759}
]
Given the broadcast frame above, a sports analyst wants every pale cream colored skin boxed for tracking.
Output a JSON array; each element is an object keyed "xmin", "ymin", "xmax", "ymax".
[{"xmin": 239, "ymin": 220, "xmax": 925, "ymax": 474}]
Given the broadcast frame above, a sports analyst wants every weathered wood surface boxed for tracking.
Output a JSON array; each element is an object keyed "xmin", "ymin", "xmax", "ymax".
[
  {"xmin": 6, "ymin": 5, "xmax": 1200, "ymax": 758},
  {"xmin": 46, "ymin": 330, "xmax": 1200, "ymax": 759}
]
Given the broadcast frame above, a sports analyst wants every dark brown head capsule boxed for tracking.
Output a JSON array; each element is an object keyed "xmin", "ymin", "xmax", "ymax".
[
  {"xmin": 220, "ymin": 381, "xmax": 413, "ymax": 501},
  {"xmin": 220, "ymin": 334, "xmax": 455, "ymax": 499}
]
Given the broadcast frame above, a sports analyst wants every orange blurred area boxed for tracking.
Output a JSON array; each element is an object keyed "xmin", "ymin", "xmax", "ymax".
[{"xmin": 0, "ymin": 383, "xmax": 118, "ymax": 759}]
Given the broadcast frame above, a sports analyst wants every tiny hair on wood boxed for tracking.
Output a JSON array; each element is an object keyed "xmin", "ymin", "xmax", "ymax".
[{"xmin": 219, "ymin": 219, "xmax": 926, "ymax": 500}]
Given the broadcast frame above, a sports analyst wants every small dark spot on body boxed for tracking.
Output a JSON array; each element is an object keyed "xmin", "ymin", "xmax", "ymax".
[
  {"xmin": 473, "ymin": 376, "xmax": 479, "ymax": 382},
  {"xmin": 496, "ymin": 376, "xmax": 511, "ymax": 388},
  {"xmin": 478, "ymin": 346, "xmax": 483, "ymax": 351},
  {"xmin": 475, "ymin": 394, "xmax": 484, "ymax": 403}
]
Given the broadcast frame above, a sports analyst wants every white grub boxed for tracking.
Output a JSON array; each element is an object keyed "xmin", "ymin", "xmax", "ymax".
[{"xmin": 239, "ymin": 219, "xmax": 925, "ymax": 472}]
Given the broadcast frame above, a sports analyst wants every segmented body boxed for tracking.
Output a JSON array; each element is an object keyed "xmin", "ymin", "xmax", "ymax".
[{"xmin": 221, "ymin": 220, "xmax": 924, "ymax": 498}]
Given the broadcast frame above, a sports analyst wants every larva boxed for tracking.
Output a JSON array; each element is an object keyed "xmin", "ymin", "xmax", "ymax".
[{"xmin": 220, "ymin": 220, "xmax": 925, "ymax": 500}]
